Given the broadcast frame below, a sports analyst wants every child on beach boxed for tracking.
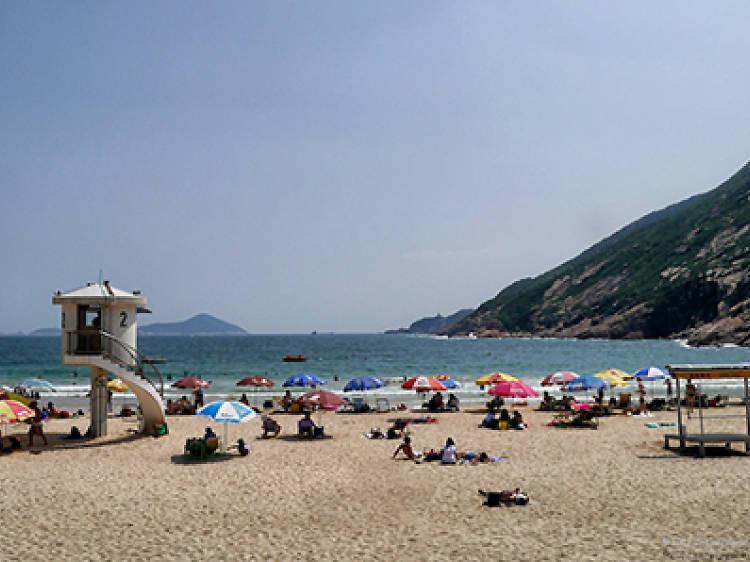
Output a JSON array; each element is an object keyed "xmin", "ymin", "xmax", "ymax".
[{"xmin": 28, "ymin": 401, "xmax": 47, "ymax": 446}]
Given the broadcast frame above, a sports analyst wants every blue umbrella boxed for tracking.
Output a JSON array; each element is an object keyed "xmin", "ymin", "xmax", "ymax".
[
  {"xmin": 633, "ymin": 367, "xmax": 668, "ymax": 381},
  {"xmin": 439, "ymin": 378, "xmax": 461, "ymax": 389},
  {"xmin": 561, "ymin": 375, "xmax": 608, "ymax": 392},
  {"xmin": 283, "ymin": 373, "xmax": 327, "ymax": 387},
  {"xmin": 18, "ymin": 378, "xmax": 56, "ymax": 392},
  {"xmin": 343, "ymin": 376, "xmax": 385, "ymax": 392},
  {"xmin": 197, "ymin": 400, "xmax": 258, "ymax": 453}
]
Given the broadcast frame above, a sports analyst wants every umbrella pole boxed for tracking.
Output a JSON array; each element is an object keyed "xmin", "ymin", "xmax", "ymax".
[{"xmin": 223, "ymin": 423, "xmax": 228, "ymax": 454}]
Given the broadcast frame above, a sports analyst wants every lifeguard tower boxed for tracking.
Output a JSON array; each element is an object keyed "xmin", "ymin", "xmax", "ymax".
[{"xmin": 53, "ymin": 281, "xmax": 166, "ymax": 436}]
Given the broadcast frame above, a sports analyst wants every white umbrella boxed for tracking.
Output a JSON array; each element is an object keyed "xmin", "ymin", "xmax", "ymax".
[{"xmin": 196, "ymin": 400, "xmax": 258, "ymax": 453}]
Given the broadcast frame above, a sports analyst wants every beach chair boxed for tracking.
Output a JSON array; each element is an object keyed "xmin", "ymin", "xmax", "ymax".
[{"xmin": 376, "ymin": 398, "xmax": 390, "ymax": 413}]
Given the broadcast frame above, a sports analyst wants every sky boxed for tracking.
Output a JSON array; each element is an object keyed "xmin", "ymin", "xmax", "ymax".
[{"xmin": 2, "ymin": 1, "xmax": 750, "ymax": 334}]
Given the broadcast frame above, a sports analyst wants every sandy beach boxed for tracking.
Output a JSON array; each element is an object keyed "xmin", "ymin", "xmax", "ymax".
[{"xmin": 3, "ymin": 405, "xmax": 750, "ymax": 561}]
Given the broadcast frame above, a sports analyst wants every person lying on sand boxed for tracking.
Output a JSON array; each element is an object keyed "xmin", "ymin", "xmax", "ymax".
[{"xmin": 478, "ymin": 488, "xmax": 529, "ymax": 505}]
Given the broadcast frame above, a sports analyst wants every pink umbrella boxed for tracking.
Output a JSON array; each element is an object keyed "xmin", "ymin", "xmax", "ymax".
[
  {"xmin": 540, "ymin": 372, "xmax": 578, "ymax": 387},
  {"xmin": 298, "ymin": 390, "xmax": 345, "ymax": 410},
  {"xmin": 173, "ymin": 377, "xmax": 211, "ymax": 389},
  {"xmin": 402, "ymin": 377, "xmax": 447, "ymax": 392},
  {"xmin": 237, "ymin": 376, "xmax": 274, "ymax": 387},
  {"xmin": 489, "ymin": 381, "xmax": 539, "ymax": 398}
]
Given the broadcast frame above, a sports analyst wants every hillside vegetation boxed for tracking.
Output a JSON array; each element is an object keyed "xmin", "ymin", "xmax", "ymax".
[{"xmin": 446, "ymin": 161, "xmax": 750, "ymax": 345}]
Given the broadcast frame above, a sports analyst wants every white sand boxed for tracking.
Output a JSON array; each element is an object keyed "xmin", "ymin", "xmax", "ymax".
[{"xmin": 3, "ymin": 407, "xmax": 750, "ymax": 560}]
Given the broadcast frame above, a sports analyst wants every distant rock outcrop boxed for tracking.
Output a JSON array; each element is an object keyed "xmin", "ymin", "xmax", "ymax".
[
  {"xmin": 445, "ymin": 160, "xmax": 750, "ymax": 346},
  {"xmin": 386, "ymin": 309, "xmax": 474, "ymax": 334},
  {"xmin": 139, "ymin": 314, "xmax": 248, "ymax": 336},
  {"xmin": 28, "ymin": 328, "xmax": 61, "ymax": 337}
]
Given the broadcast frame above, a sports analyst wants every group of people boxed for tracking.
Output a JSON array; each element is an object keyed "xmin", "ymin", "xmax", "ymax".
[
  {"xmin": 425, "ymin": 392, "xmax": 460, "ymax": 412},
  {"xmin": 393, "ymin": 436, "xmax": 499, "ymax": 465},
  {"xmin": 480, "ymin": 409, "xmax": 525, "ymax": 430}
]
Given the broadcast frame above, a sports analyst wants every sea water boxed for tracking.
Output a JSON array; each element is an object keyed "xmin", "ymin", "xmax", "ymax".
[{"xmin": 1, "ymin": 334, "xmax": 749, "ymax": 405}]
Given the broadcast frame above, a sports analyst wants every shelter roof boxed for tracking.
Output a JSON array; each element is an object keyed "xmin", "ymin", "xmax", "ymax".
[
  {"xmin": 667, "ymin": 364, "xmax": 750, "ymax": 379},
  {"xmin": 52, "ymin": 282, "xmax": 146, "ymax": 305}
]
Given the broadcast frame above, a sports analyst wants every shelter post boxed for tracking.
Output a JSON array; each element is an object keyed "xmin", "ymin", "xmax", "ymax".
[
  {"xmin": 746, "ymin": 378, "xmax": 750, "ymax": 453},
  {"xmin": 90, "ymin": 366, "xmax": 108, "ymax": 437},
  {"xmin": 675, "ymin": 376, "xmax": 684, "ymax": 449}
]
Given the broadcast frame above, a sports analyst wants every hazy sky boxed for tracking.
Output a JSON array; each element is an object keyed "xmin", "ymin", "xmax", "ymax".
[{"xmin": 2, "ymin": 1, "xmax": 750, "ymax": 334}]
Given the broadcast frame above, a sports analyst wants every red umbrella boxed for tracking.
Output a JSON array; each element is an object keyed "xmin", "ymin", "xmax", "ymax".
[
  {"xmin": 237, "ymin": 376, "xmax": 274, "ymax": 387},
  {"xmin": 488, "ymin": 381, "xmax": 539, "ymax": 398},
  {"xmin": 402, "ymin": 377, "xmax": 447, "ymax": 392},
  {"xmin": 173, "ymin": 377, "xmax": 211, "ymax": 389},
  {"xmin": 540, "ymin": 372, "xmax": 578, "ymax": 387},
  {"xmin": 298, "ymin": 390, "xmax": 345, "ymax": 410}
]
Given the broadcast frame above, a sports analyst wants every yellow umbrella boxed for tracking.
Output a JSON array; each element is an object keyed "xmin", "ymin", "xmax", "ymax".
[
  {"xmin": 107, "ymin": 378, "xmax": 129, "ymax": 392},
  {"xmin": 594, "ymin": 371, "xmax": 627, "ymax": 387},
  {"xmin": 0, "ymin": 391, "xmax": 31, "ymax": 406},
  {"xmin": 475, "ymin": 372, "xmax": 519, "ymax": 386},
  {"xmin": 595, "ymin": 368, "xmax": 632, "ymax": 382}
]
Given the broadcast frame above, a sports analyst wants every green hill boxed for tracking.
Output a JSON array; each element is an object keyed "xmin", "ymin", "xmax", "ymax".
[{"xmin": 445, "ymin": 160, "xmax": 750, "ymax": 345}]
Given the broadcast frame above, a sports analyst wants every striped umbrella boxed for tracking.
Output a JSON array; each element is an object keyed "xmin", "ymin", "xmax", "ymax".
[
  {"xmin": 633, "ymin": 367, "xmax": 668, "ymax": 381},
  {"xmin": 0, "ymin": 399, "xmax": 34, "ymax": 424},
  {"xmin": 595, "ymin": 368, "xmax": 633, "ymax": 382},
  {"xmin": 475, "ymin": 372, "xmax": 519, "ymax": 386},
  {"xmin": 197, "ymin": 400, "xmax": 258, "ymax": 454},
  {"xmin": 402, "ymin": 377, "xmax": 447, "ymax": 392},
  {"xmin": 541, "ymin": 372, "xmax": 578, "ymax": 386}
]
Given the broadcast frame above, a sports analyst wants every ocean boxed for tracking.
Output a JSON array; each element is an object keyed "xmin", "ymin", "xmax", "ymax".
[{"xmin": 2, "ymin": 334, "xmax": 750, "ymax": 405}]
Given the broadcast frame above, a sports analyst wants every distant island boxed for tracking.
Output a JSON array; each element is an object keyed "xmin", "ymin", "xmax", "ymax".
[
  {"xmin": 385, "ymin": 309, "xmax": 474, "ymax": 335},
  {"xmin": 139, "ymin": 314, "xmax": 248, "ymax": 336},
  {"xmin": 24, "ymin": 314, "xmax": 248, "ymax": 337}
]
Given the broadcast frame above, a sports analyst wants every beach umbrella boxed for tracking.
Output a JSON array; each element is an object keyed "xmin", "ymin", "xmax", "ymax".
[
  {"xmin": 402, "ymin": 377, "xmax": 447, "ymax": 392},
  {"xmin": 237, "ymin": 376, "xmax": 275, "ymax": 387},
  {"xmin": 633, "ymin": 367, "xmax": 668, "ymax": 381},
  {"xmin": 475, "ymin": 372, "xmax": 518, "ymax": 386},
  {"xmin": 173, "ymin": 377, "xmax": 211, "ymax": 389},
  {"xmin": 197, "ymin": 400, "xmax": 258, "ymax": 454},
  {"xmin": 488, "ymin": 381, "xmax": 539, "ymax": 398},
  {"xmin": 439, "ymin": 378, "xmax": 461, "ymax": 389},
  {"xmin": 540, "ymin": 372, "xmax": 578, "ymax": 386},
  {"xmin": 343, "ymin": 377, "xmax": 385, "ymax": 392},
  {"xmin": 298, "ymin": 389, "xmax": 345, "ymax": 410},
  {"xmin": 434, "ymin": 375, "xmax": 452, "ymax": 381},
  {"xmin": 595, "ymin": 368, "xmax": 633, "ymax": 382},
  {"xmin": 594, "ymin": 372, "xmax": 627, "ymax": 387},
  {"xmin": 18, "ymin": 378, "xmax": 55, "ymax": 392},
  {"xmin": 283, "ymin": 373, "xmax": 327, "ymax": 388},
  {"xmin": 107, "ymin": 378, "xmax": 129, "ymax": 392},
  {"xmin": 561, "ymin": 375, "xmax": 608, "ymax": 392},
  {"xmin": 0, "ymin": 399, "xmax": 34, "ymax": 424},
  {"xmin": 0, "ymin": 391, "xmax": 30, "ymax": 406}
]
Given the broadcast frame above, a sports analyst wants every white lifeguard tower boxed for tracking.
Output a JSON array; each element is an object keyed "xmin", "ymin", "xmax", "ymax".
[{"xmin": 53, "ymin": 281, "xmax": 167, "ymax": 437}]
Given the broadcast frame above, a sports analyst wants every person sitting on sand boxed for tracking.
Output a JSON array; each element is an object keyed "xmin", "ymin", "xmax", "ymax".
[
  {"xmin": 441, "ymin": 437, "xmax": 457, "ymax": 464},
  {"xmin": 499, "ymin": 409, "xmax": 510, "ymax": 423},
  {"xmin": 237, "ymin": 438, "xmax": 249, "ymax": 456},
  {"xmin": 298, "ymin": 412, "xmax": 315, "ymax": 438},
  {"xmin": 447, "ymin": 394, "xmax": 460, "ymax": 412},
  {"xmin": 261, "ymin": 415, "xmax": 282, "ymax": 438},
  {"xmin": 428, "ymin": 392, "xmax": 444, "ymax": 412},
  {"xmin": 481, "ymin": 412, "xmax": 499, "ymax": 429},
  {"xmin": 240, "ymin": 393, "xmax": 249, "ymax": 405},
  {"xmin": 204, "ymin": 427, "xmax": 216, "ymax": 440},
  {"xmin": 509, "ymin": 410, "xmax": 525, "ymax": 430},
  {"xmin": 392, "ymin": 436, "xmax": 419, "ymax": 462}
]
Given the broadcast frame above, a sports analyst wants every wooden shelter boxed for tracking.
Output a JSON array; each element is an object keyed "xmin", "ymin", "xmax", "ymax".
[{"xmin": 665, "ymin": 364, "xmax": 750, "ymax": 457}]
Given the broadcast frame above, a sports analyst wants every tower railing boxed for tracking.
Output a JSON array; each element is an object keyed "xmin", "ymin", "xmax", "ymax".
[{"xmin": 64, "ymin": 329, "xmax": 164, "ymax": 397}]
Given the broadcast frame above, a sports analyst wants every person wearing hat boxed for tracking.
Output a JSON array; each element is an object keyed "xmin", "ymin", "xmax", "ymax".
[{"xmin": 28, "ymin": 401, "xmax": 47, "ymax": 446}]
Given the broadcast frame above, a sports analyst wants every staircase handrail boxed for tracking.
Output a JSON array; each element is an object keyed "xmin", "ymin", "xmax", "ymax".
[{"xmin": 98, "ymin": 330, "xmax": 165, "ymax": 397}]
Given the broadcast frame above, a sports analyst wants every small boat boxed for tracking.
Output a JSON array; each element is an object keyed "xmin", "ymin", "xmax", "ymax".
[{"xmin": 283, "ymin": 354, "xmax": 307, "ymax": 362}]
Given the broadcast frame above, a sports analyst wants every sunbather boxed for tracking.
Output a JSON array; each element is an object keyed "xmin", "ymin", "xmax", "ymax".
[
  {"xmin": 478, "ymin": 488, "xmax": 529, "ymax": 506},
  {"xmin": 392, "ymin": 436, "xmax": 420, "ymax": 462}
]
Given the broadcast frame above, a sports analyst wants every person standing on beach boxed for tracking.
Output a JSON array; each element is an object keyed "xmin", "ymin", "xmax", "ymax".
[
  {"xmin": 194, "ymin": 386, "xmax": 204, "ymax": 409},
  {"xmin": 28, "ymin": 401, "xmax": 47, "ymax": 446}
]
